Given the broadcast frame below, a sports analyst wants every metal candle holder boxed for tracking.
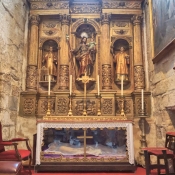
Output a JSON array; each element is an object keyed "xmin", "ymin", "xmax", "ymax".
[
  {"xmin": 96, "ymin": 94, "xmax": 101, "ymax": 116},
  {"xmin": 120, "ymin": 95, "xmax": 127, "ymax": 120},
  {"xmin": 68, "ymin": 94, "xmax": 73, "ymax": 116},
  {"xmin": 46, "ymin": 96, "xmax": 51, "ymax": 116},
  {"xmin": 138, "ymin": 108, "xmax": 147, "ymax": 155}
]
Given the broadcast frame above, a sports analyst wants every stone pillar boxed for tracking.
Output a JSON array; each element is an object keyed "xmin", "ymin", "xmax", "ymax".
[
  {"xmin": 101, "ymin": 13, "xmax": 112, "ymax": 90},
  {"xmin": 59, "ymin": 14, "xmax": 70, "ymax": 90},
  {"xmin": 26, "ymin": 15, "xmax": 40, "ymax": 91},
  {"xmin": 132, "ymin": 15, "xmax": 145, "ymax": 90}
]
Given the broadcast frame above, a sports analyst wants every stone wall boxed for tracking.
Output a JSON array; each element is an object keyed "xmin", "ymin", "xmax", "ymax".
[
  {"xmin": 144, "ymin": 1, "xmax": 175, "ymax": 150},
  {"xmin": 0, "ymin": 0, "xmax": 30, "ymax": 143}
]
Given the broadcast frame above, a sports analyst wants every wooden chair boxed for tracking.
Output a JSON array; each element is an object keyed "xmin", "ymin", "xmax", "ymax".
[
  {"xmin": 162, "ymin": 149, "xmax": 175, "ymax": 175},
  {"xmin": 0, "ymin": 122, "xmax": 32, "ymax": 174},
  {"xmin": 143, "ymin": 132, "xmax": 175, "ymax": 175}
]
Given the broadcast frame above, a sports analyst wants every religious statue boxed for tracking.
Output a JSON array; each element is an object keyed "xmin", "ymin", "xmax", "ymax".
[
  {"xmin": 71, "ymin": 36, "xmax": 96, "ymax": 77},
  {"xmin": 113, "ymin": 46, "xmax": 130, "ymax": 81},
  {"xmin": 87, "ymin": 37, "xmax": 96, "ymax": 63},
  {"xmin": 42, "ymin": 46, "xmax": 57, "ymax": 81}
]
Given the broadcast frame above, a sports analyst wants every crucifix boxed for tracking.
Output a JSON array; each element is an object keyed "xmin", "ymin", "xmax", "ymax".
[
  {"xmin": 77, "ymin": 129, "xmax": 93, "ymax": 158},
  {"xmin": 77, "ymin": 71, "xmax": 95, "ymax": 116}
]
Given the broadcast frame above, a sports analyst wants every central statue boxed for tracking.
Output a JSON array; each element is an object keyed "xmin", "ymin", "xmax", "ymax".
[{"xmin": 71, "ymin": 36, "xmax": 96, "ymax": 77}]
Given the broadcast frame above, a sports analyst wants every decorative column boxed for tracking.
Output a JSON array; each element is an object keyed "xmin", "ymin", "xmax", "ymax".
[
  {"xmin": 132, "ymin": 15, "xmax": 145, "ymax": 90},
  {"xmin": 26, "ymin": 15, "xmax": 40, "ymax": 91},
  {"xmin": 101, "ymin": 13, "xmax": 112, "ymax": 90},
  {"xmin": 59, "ymin": 14, "xmax": 71, "ymax": 90}
]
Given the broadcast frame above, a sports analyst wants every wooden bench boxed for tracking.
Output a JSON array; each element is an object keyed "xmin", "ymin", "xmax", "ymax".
[{"xmin": 0, "ymin": 161, "xmax": 22, "ymax": 175}]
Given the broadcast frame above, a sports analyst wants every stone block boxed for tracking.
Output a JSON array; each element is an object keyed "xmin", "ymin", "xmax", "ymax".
[{"xmin": 8, "ymin": 96, "xmax": 18, "ymax": 111}]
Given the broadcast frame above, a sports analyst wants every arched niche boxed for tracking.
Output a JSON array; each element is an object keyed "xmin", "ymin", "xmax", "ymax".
[
  {"xmin": 112, "ymin": 39, "xmax": 130, "ymax": 85},
  {"xmin": 72, "ymin": 23, "xmax": 98, "ymax": 90},
  {"xmin": 71, "ymin": 19, "xmax": 100, "ymax": 34},
  {"xmin": 39, "ymin": 39, "xmax": 58, "ymax": 87}
]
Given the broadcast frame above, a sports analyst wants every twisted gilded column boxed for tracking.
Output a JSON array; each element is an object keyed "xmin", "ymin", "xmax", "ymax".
[
  {"xmin": 26, "ymin": 15, "xmax": 40, "ymax": 91},
  {"xmin": 101, "ymin": 13, "xmax": 112, "ymax": 90},
  {"xmin": 132, "ymin": 15, "xmax": 145, "ymax": 90},
  {"xmin": 59, "ymin": 14, "xmax": 71, "ymax": 90}
]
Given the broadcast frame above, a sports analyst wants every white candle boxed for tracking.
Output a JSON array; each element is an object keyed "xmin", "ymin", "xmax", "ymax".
[
  {"xmin": 141, "ymin": 89, "xmax": 144, "ymax": 110},
  {"xmin": 121, "ymin": 75, "xmax": 123, "ymax": 96},
  {"xmin": 70, "ymin": 75, "xmax": 72, "ymax": 95},
  {"xmin": 48, "ymin": 75, "xmax": 51, "ymax": 96},
  {"xmin": 97, "ymin": 75, "xmax": 100, "ymax": 95}
]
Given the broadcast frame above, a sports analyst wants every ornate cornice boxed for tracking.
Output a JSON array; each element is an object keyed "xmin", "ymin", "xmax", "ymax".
[
  {"xmin": 102, "ymin": 1, "xmax": 142, "ymax": 9},
  {"xmin": 70, "ymin": 3, "xmax": 101, "ymax": 14},
  {"xmin": 30, "ymin": 1, "xmax": 69, "ymax": 10}
]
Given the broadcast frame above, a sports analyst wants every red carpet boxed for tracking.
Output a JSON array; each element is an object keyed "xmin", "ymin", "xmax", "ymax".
[{"xmin": 22, "ymin": 167, "xmax": 159, "ymax": 175}]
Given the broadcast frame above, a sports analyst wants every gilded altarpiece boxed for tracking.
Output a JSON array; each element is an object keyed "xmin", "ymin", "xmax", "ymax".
[{"xmin": 19, "ymin": 0, "xmax": 151, "ymax": 172}]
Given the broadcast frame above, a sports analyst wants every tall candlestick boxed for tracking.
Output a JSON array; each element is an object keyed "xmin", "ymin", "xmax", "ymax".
[
  {"xmin": 121, "ymin": 75, "xmax": 123, "ymax": 96},
  {"xmin": 97, "ymin": 75, "xmax": 100, "ymax": 95},
  {"xmin": 48, "ymin": 75, "xmax": 51, "ymax": 96},
  {"xmin": 141, "ymin": 89, "xmax": 144, "ymax": 110},
  {"xmin": 70, "ymin": 75, "xmax": 72, "ymax": 95}
]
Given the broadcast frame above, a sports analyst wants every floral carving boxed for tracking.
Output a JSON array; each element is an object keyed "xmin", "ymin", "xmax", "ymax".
[
  {"xmin": 134, "ymin": 66, "xmax": 145, "ymax": 90},
  {"xmin": 103, "ymin": 2, "xmax": 141, "ymax": 9},
  {"xmin": 56, "ymin": 98, "xmax": 68, "ymax": 114},
  {"xmin": 75, "ymin": 100, "xmax": 96, "ymax": 116},
  {"xmin": 23, "ymin": 98, "xmax": 35, "ymax": 115},
  {"xmin": 43, "ymin": 30, "xmax": 58, "ymax": 36},
  {"xmin": 70, "ymin": 5, "xmax": 101, "ymax": 14},
  {"xmin": 102, "ymin": 99, "xmax": 113, "ymax": 115},
  {"xmin": 114, "ymin": 30, "xmax": 129, "ymax": 35},
  {"xmin": 102, "ymin": 64, "xmax": 112, "ymax": 89},
  {"xmin": 31, "ymin": 2, "xmax": 69, "ymax": 10}
]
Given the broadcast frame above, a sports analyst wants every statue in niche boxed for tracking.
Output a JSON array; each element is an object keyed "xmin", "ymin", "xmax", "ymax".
[
  {"xmin": 42, "ymin": 46, "xmax": 57, "ymax": 81},
  {"xmin": 113, "ymin": 46, "xmax": 130, "ymax": 81},
  {"xmin": 71, "ymin": 35, "xmax": 96, "ymax": 77}
]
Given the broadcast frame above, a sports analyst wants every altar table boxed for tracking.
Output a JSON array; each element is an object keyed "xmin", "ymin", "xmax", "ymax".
[{"xmin": 35, "ymin": 119, "xmax": 135, "ymax": 172}]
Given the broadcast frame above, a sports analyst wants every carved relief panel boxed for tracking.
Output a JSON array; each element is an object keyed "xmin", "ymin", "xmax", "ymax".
[
  {"xmin": 101, "ymin": 94, "xmax": 115, "ymax": 116},
  {"xmin": 19, "ymin": 92, "xmax": 37, "ymax": 116},
  {"xmin": 72, "ymin": 95, "xmax": 97, "ymax": 116}
]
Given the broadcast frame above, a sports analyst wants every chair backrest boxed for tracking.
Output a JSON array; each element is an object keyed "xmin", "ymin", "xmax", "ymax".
[
  {"xmin": 0, "ymin": 122, "xmax": 5, "ymax": 152},
  {"xmin": 165, "ymin": 132, "xmax": 175, "ymax": 154}
]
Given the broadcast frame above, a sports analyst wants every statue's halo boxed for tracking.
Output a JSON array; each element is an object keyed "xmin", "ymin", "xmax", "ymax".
[{"xmin": 80, "ymin": 32, "xmax": 88, "ymax": 38}]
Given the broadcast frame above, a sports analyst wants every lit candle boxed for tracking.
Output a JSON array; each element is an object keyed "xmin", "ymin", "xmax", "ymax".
[
  {"xmin": 70, "ymin": 75, "xmax": 72, "ymax": 95},
  {"xmin": 121, "ymin": 75, "xmax": 123, "ymax": 96},
  {"xmin": 48, "ymin": 75, "xmax": 51, "ymax": 96},
  {"xmin": 97, "ymin": 75, "xmax": 100, "ymax": 95},
  {"xmin": 141, "ymin": 89, "xmax": 144, "ymax": 110}
]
